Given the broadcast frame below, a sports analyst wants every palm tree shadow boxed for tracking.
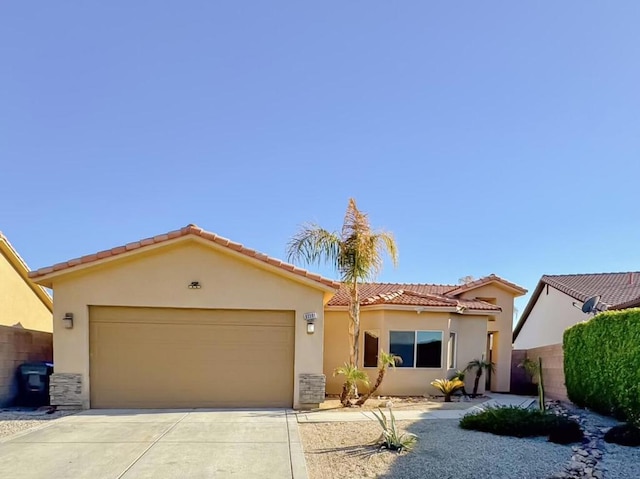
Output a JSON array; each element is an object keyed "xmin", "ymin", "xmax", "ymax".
[{"xmin": 309, "ymin": 444, "xmax": 380, "ymax": 459}]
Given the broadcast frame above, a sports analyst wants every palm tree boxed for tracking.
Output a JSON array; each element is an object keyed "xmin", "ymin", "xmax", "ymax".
[
  {"xmin": 355, "ymin": 351, "xmax": 401, "ymax": 406},
  {"xmin": 334, "ymin": 363, "xmax": 370, "ymax": 407},
  {"xmin": 465, "ymin": 358, "xmax": 495, "ymax": 397},
  {"xmin": 287, "ymin": 198, "xmax": 398, "ymax": 367}
]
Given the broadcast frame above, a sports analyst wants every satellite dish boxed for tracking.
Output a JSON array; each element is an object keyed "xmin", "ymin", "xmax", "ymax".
[{"xmin": 581, "ymin": 295, "xmax": 601, "ymax": 314}]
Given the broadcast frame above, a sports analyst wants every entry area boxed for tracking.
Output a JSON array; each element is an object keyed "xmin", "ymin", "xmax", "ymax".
[{"xmin": 89, "ymin": 306, "xmax": 295, "ymax": 409}]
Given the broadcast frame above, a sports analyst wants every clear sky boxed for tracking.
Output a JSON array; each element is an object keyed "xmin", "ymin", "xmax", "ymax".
[{"xmin": 2, "ymin": 2, "xmax": 639, "ymax": 321}]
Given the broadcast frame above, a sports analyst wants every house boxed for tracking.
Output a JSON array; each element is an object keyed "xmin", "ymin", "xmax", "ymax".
[
  {"xmin": 0, "ymin": 232, "xmax": 53, "ymax": 332},
  {"xmin": 513, "ymin": 272, "xmax": 640, "ymax": 350},
  {"xmin": 325, "ymin": 276, "xmax": 526, "ymax": 396},
  {"xmin": 0, "ymin": 232, "xmax": 53, "ymax": 406},
  {"xmin": 28, "ymin": 225, "xmax": 525, "ymax": 409}
]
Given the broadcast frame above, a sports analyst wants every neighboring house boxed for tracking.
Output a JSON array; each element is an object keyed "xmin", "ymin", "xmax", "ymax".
[
  {"xmin": 0, "ymin": 232, "xmax": 53, "ymax": 406},
  {"xmin": 325, "ymin": 276, "xmax": 527, "ymax": 396},
  {"xmin": 29, "ymin": 225, "xmax": 525, "ymax": 410},
  {"xmin": 513, "ymin": 272, "xmax": 640, "ymax": 350},
  {"xmin": 0, "ymin": 232, "xmax": 52, "ymax": 331}
]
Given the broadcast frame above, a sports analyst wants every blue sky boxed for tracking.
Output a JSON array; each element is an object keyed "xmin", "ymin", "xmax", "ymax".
[{"xmin": 1, "ymin": 2, "xmax": 639, "ymax": 320}]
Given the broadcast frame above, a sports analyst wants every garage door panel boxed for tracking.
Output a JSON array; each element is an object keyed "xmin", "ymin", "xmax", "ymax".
[{"xmin": 89, "ymin": 307, "xmax": 294, "ymax": 408}]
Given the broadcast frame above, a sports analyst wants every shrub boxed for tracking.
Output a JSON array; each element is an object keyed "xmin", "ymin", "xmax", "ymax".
[
  {"xmin": 372, "ymin": 408, "xmax": 417, "ymax": 452},
  {"xmin": 459, "ymin": 406, "xmax": 583, "ymax": 443},
  {"xmin": 604, "ymin": 424, "xmax": 640, "ymax": 447},
  {"xmin": 564, "ymin": 309, "xmax": 640, "ymax": 425}
]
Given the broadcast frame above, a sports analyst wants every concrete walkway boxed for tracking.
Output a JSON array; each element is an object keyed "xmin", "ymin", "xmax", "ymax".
[
  {"xmin": 296, "ymin": 393, "xmax": 537, "ymax": 423},
  {"xmin": 0, "ymin": 409, "xmax": 307, "ymax": 479}
]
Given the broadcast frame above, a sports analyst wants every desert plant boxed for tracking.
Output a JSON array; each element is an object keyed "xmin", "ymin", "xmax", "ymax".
[
  {"xmin": 334, "ymin": 363, "xmax": 370, "ymax": 407},
  {"xmin": 449, "ymin": 369, "xmax": 468, "ymax": 396},
  {"xmin": 430, "ymin": 378, "xmax": 465, "ymax": 402},
  {"xmin": 287, "ymin": 199, "xmax": 398, "ymax": 368},
  {"xmin": 465, "ymin": 358, "xmax": 495, "ymax": 397},
  {"xmin": 459, "ymin": 405, "xmax": 583, "ymax": 443},
  {"xmin": 564, "ymin": 308, "xmax": 640, "ymax": 425},
  {"xmin": 518, "ymin": 357, "xmax": 546, "ymax": 412},
  {"xmin": 604, "ymin": 424, "xmax": 640, "ymax": 447},
  {"xmin": 372, "ymin": 408, "xmax": 417, "ymax": 452},
  {"xmin": 356, "ymin": 351, "xmax": 401, "ymax": 406}
]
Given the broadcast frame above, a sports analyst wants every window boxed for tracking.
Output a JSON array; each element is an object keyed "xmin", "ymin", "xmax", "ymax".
[
  {"xmin": 363, "ymin": 330, "xmax": 379, "ymax": 368},
  {"xmin": 448, "ymin": 332, "xmax": 457, "ymax": 369},
  {"xmin": 389, "ymin": 331, "xmax": 443, "ymax": 369}
]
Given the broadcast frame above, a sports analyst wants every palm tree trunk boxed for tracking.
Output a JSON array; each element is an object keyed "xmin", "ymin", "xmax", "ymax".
[
  {"xmin": 472, "ymin": 371, "xmax": 481, "ymax": 397},
  {"xmin": 348, "ymin": 283, "xmax": 360, "ymax": 367},
  {"xmin": 355, "ymin": 368, "xmax": 385, "ymax": 406},
  {"xmin": 340, "ymin": 381, "xmax": 352, "ymax": 407},
  {"xmin": 444, "ymin": 393, "xmax": 452, "ymax": 402}
]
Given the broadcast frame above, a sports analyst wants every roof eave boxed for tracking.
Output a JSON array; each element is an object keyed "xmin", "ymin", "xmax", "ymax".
[{"xmin": 31, "ymin": 233, "xmax": 340, "ymax": 294}]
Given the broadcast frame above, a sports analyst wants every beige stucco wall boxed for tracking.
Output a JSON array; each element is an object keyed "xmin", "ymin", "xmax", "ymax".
[
  {"xmin": 324, "ymin": 308, "xmax": 489, "ymax": 397},
  {"xmin": 459, "ymin": 284, "xmax": 516, "ymax": 392},
  {"xmin": 514, "ymin": 286, "xmax": 587, "ymax": 350},
  {"xmin": 0, "ymin": 251, "xmax": 52, "ymax": 333},
  {"xmin": 46, "ymin": 238, "xmax": 328, "ymax": 409}
]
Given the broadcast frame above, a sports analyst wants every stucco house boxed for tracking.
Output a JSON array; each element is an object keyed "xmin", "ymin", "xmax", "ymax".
[
  {"xmin": 0, "ymin": 232, "xmax": 52, "ymax": 332},
  {"xmin": 29, "ymin": 225, "xmax": 525, "ymax": 410},
  {"xmin": 0, "ymin": 232, "xmax": 53, "ymax": 406},
  {"xmin": 513, "ymin": 272, "xmax": 640, "ymax": 350}
]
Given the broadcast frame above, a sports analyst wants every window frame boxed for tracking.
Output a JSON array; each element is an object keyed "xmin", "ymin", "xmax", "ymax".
[
  {"xmin": 389, "ymin": 330, "xmax": 444, "ymax": 370},
  {"xmin": 447, "ymin": 331, "xmax": 457, "ymax": 369}
]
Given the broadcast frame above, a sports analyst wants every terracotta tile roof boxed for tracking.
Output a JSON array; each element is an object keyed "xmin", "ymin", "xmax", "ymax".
[
  {"xmin": 446, "ymin": 273, "xmax": 527, "ymax": 296},
  {"xmin": 28, "ymin": 224, "xmax": 341, "ymax": 290},
  {"xmin": 327, "ymin": 281, "xmax": 502, "ymax": 312},
  {"xmin": 540, "ymin": 272, "xmax": 640, "ymax": 309},
  {"xmin": 513, "ymin": 272, "xmax": 640, "ymax": 341}
]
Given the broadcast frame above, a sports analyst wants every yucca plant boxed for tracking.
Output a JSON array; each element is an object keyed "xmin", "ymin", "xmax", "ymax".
[
  {"xmin": 371, "ymin": 407, "xmax": 417, "ymax": 452},
  {"xmin": 431, "ymin": 378, "xmax": 465, "ymax": 402},
  {"xmin": 356, "ymin": 351, "xmax": 401, "ymax": 406},
  {"xmin": 449, "ymin": 369, "xmax": 468, "ymax": 396},
  {"xmin": 334, "ymin": 363, "xmax": 370, "ymax": 407},
  {"xmin": 518, "ymin": 357, "xmax": 546, "ymax": 412}
]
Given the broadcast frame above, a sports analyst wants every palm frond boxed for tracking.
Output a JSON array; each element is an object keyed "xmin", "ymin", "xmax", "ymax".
[{"xmin": 286, "ymin": 224, "xmax": 340, "ymax": 267}]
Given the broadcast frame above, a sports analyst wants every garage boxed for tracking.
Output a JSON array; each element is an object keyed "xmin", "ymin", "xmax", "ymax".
[
  {"xmin": 89, "ymin": 306, "xmax": 295, "ymax": 408},
  {"xmin": 29, "ymin": 225, "xmax": 337, "ymax": 409}
]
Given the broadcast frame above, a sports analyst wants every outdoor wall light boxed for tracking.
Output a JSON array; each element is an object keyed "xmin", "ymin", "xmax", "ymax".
[
  {"xmin": 63, "ymin": 313, "xmax": 74, "ymax": 329},
  {"xmin": 188, "ymin": 281, "xmax": 202, "ymax": 289},
  {"xmin": 304, "ymin": 312, "xmax": 317, "ymax": 334}
]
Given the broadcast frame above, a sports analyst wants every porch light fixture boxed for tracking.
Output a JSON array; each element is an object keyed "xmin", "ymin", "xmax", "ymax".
[
  {"xmin": 62, "ymin": 313, "xmax": 74, "ymax": 329},
  {"xmin": 188, "ymin": 281, "xmax": 202, "ymax": 289},
  {"xmin": 304, "ymin": 312, "xmax": 317, "ymax": 334}
]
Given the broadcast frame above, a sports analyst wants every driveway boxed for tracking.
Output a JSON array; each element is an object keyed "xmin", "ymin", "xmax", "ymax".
[{"xmin": 0, "ymin": 409, "xmax": 307, "ymax": 479}]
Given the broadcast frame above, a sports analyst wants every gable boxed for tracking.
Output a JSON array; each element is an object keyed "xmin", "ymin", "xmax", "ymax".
[
  {"xmin": 0, "ymin": 247, "xmax": 53, "ymax": 332},
  {"xmin": 50, "ymin": 240, "xmax": 330, "ymax": 309}
]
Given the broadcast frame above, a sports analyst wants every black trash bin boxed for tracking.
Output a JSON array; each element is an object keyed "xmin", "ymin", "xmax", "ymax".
[{"xmin": 17, "ymin": 362, "xmax": 53, "ymax": 407}]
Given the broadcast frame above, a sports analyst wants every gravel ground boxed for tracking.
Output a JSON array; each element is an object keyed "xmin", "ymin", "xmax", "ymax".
[
  {"xmin": 0, "ymin": 409, "xmax": 75, "ymax": 440},
  {"xmin": 602, "ymin": 443, "xmax": 640, "ymax": 479},
  {"xmin": 300, "ymin": 419, "xmax": 571, "ymax": 479}
]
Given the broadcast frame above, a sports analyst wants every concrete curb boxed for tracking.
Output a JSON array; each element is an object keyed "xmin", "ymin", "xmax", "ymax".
[{"xmin": 286, "ymin": 411, "xmax": 309, "ymax": 479}]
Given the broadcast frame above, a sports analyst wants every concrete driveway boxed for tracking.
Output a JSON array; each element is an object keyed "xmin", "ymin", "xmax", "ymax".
[{"xmin": 0, "ymin": 409, "xmax": 307, "ymax": 479}]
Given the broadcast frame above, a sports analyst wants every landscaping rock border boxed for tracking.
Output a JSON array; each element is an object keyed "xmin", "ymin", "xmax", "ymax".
[{"xmin": 547, "ymin": 401, "xmax": 612, "ymax": 479}]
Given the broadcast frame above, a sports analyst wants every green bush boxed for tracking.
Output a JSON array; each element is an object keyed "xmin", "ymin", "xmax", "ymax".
[
  {"xmin": 604, "ymin": 424, "xmax": 640, "ymax": 447},
  {"xmin": 563, "ymin": 308, "xmax": 640, "ymax": 425},
  {"xmin": 459, "ymin": 406, "xmax": 583, "ymax": 443}
]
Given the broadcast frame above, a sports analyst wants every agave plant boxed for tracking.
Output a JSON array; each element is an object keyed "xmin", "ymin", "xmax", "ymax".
[
  {"xmin": 355, "ymin": 351, "xmax": 401, "ymax": 406},
  {"xmin": 371, "ymin": 408, "xmax": 417, "ymax": 452},
  {"xmin": 334, "ymin": 363, "xmax": 370, "ymax": 407},
  {"xmin": 430, "ymin": 378, "xmax": 465, "ymax": 402}
]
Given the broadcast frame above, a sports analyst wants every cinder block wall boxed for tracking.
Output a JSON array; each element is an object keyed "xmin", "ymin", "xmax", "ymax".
[
  {"xmin": 520, "ymin": 344, "xmax": 568, "ymax": 402},
  {"xmin": 0, "ymin": 325, "xmax": 53, "ymax": 406}
]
